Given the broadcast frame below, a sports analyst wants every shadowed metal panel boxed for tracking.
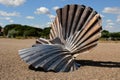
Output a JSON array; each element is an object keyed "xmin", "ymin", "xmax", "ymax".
[
  {"xmin": 36, "ymin": 38, "xmax": 51, "ymax": 44},
  {"xmin": 19, "ymin": 4, "xmax": 102, "ymax": 72},
  {"xmin": 19, "ymin": 44, "xmax": 77, "ymax": 72}
]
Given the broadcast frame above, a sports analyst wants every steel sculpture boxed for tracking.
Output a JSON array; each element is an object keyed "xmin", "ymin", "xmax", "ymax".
[{"xmin": 19, "ymin": 4, "xmax": 102, "ymax": 72}]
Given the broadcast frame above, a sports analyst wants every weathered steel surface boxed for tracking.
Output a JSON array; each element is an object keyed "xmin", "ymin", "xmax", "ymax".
[{"xmin": 19, "ymin": 4, "xmax": 102, "ymax": 72}]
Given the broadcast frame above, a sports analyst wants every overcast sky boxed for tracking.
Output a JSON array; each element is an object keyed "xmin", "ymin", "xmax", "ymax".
[{"xmin": 0, "ymin": 0, "xmax": 120, "ymax": 32}]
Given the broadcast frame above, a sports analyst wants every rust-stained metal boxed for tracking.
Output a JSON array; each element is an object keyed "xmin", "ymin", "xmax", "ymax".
[{"xmin": 18, "ymin": 4, "xmax": 102, "ymax": 72}]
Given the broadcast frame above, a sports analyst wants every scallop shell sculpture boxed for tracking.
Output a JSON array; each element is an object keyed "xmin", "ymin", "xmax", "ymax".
[{"xmin": 19, "ymin": 4, "xmax": 102, "ymax": 72}]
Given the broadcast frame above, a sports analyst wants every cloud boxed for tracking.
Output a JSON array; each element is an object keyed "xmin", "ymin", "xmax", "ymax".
[
  {"xmin": 0, "ymin": 17, "xmax": 11, "ymax": 20},
  {"xmin": 103, "ymin": 7, "xmax": 120, "ymax": 31},
  {"xmin": 48, "ymin": 14, "xmax": 55, "ymax": 20},
  {"xmin": 117, "ymin": 15, "xmax": 120, "ymax": 23},
  {"xmin": 53, "ymin": 6, "xmax": 59, "ymax": 10},
  {"xmin": 106, "ymin": 19, "xmax": 115, "ymax": 25},
  {"xmin": 0, "ymin": 22, "xmax": 3, "ymax": 26},
  {"xmin": 105, "ymin": 24, "xmax": 113, "ymax": 31},
  {"xmin": 105, "ymin": 25, "xmax": 113, "ymax": 29},
  {"xmin": 5, "ymin": 17, "xmax": 11, "ymax": 20},
  {"xmin": 99, "ymin": 14, "xmax": 104, "ymax": 18},
  {"xmin": 35, "ymin": 7, "xmax": 55, "ymax": 20},
  {"xmin": 108, "ymin": 22, "xmax": 114, "ymax": 25},
  {"xmin": 30, "ymin": 22, "xmax": 52, "ymax": 29},
  {"xmin": 102, "ymin": 7, "xmax": 120, "ymax": 14},
  {"xmin": 106, "ymin": 19, "xmax": 112, "ymax": 23},
  {"xmin": 0, "ymin": 10, "xmax": 20, "ymax": 17},
  {"xmin": 34, "ymin": 7, "xmax": 50, "ymax": 14},
  {"xmin": 30, "ymin": 24, "xmax": 41, "ymax": 28},
  {"xmin": 105, "ymin": 19, "xmax": 115, "ymax": 30},
  {"xmin": 9, "ymin": 20, "xmax": 14, "ymax": 23},
  {"xmin": 0, "ymin": 0, "xmax": 26, "ymax": 7},
  {"xmin": 0, "ymin": 17, "xmax": 14, "ymax": 23},
  {"xmin": 26, "ymin": 16, "xmax": 34, "ymax": 19},
  {"xmin": 47, "ymin": 22, "xmax": 52, "ymax": 25},
  {"xmin": 40, "ymin": 22, "xmax": 52, "ymax": 28}
]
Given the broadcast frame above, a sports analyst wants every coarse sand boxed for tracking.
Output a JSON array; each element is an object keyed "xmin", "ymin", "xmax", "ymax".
[{"xmin": 0, "ymin": 38, "xmax": 120, "ymax": 80}]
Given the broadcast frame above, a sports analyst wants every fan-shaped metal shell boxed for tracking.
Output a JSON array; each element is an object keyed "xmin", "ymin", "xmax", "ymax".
[{"xmin": 19, "ymin": 4, "xmax": 102, "ymax": 72}]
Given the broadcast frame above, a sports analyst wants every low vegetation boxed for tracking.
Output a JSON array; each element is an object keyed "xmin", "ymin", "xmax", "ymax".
[
  {"xmin": 101, "ymin": 30, "xmax": 120, "ymax": 41},
  {"xmin": 0, "ymin": 24, "xmax": 50, "ymax": 39}
]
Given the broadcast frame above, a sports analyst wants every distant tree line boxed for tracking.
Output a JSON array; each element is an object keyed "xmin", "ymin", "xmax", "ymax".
[
  {"xmin": 101, "ymin": 30, "xmax": 120, "ymax": 40},
  {"xmin": 0, "ymin": 24, "xmax": 50, "ymax": 38},
  {"xmin": 0, "ymin": 24, "xmax": 120, "ymax": 40},
  {"xmin": 0, "ymin": 26, "xmax": 3, "ymax": 36}
]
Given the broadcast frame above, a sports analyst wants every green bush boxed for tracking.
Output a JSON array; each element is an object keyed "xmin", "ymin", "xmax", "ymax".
[{"xmin": 3, "ymin": 24, "xmax": 50, "ymax": 38}]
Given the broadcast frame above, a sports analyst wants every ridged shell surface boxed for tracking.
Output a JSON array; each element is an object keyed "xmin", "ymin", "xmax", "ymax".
[{"xmin": 19, "ymin": 4, "xmax": 102, "ymax": 72}]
